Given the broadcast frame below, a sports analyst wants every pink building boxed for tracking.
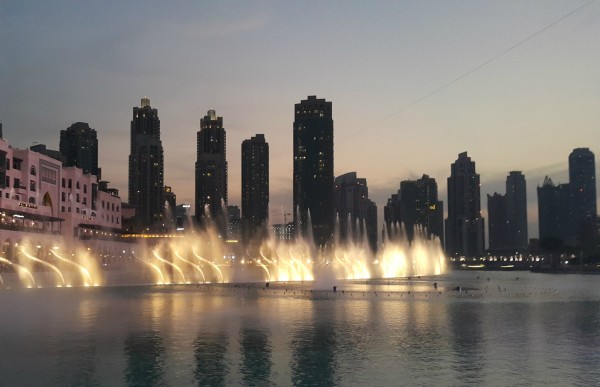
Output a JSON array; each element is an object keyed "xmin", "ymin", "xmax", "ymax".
[{"xmin": 0, "ymin": 138, "xmax": 121, "ymax": 242}]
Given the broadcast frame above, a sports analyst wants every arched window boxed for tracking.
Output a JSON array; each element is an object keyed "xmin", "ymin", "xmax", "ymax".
[
  {"xmin": 30, "ymin": 166, "xmax": 36, "ymax": 175},
  {"xmin": 42, "ymin": 192, "xmax": 52, "ymax": 207},
  {"xmin": 28, "ymin": 197, "xmax": 35, "ymax": 204}
]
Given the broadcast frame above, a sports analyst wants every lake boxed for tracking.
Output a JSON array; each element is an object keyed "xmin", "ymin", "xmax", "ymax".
[{"xmin": 1, "ymin": 271, "xmax": 599, "ymax": 386}]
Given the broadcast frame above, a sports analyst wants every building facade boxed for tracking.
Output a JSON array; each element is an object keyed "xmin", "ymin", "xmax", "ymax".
[
  {"xmin": 445, "ymin": 152, "xmax": 484, "ymax": 257},
  {"xmin": 195, "ymin": 109, "xmax": 228, "ymax": 232},
  {"xmin": 241, "ymin": 134, "xmax": 269, "ymax": 243},
  {"xmin": 293, "ymin": 96, "xmax": 334, "ymax": 247},
  {"xmin": 60, "ymin": 122, "xmax": 100, "ymax": 179},
  {"xmin": 128, "ymin": 97, "xmax": 164, "ymax": 232},
  {"xmin": 0, "ymin": 138, "xmax": 121, "ymax": 243},
  {"xmin": 334, "ymin": 172, "xmax": 378, "ymax": 252}
]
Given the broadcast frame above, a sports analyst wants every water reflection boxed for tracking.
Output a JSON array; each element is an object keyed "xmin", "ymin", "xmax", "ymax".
[
  {"xmin": 124, "ymin": 330, "xmax": 165, "ymax": 387},
  {"xmin": 54, "ymin": 333, "xmax": 98, "ymax": 386},
  {"xmin": 194, "ymin": 330, "xmax": 229, "ymax": 386},
  {"xmin": 570, "ymin": 302, "xmax": 600, "ymax": 385},
  {"xmin": 447, "ymin": 302, "xmax": 485, "ymax": 384},
  {"xmin": 290, "ymin": 301, "xmax": 338, "ymax": 386},
  {"xmin": 239, "ymin": 325, "xmax": 272, "ymax": 386}
]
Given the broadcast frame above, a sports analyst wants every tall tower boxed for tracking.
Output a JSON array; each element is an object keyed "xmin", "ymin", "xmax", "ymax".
[
  {"xmin": 569, "ymin": 148, "xmax": 597, "ymax": 224},
  {"xmin": 128, "ymin": 97, "xmax": 164, "ymax": 232},
  {"xmin": 293, "ymin": 96, "xmax": 334, "ymax": 247},
  {"xmin": 241, "ymin": 134, "xmax": 269, "ymax": 242},
  {"xmin": 505, "ymin": 171, "xmax": 528, "ymax": 250},
  {"xmin": 569, "ymin": 148, "xmax": 597, "ymax": 249},
  {"xmin": 195, "ymin": 109, "xmax": 228, "ymax": 231},
  {"xmin": 60, "ymin": 122, "xmax": 100, "ymax": 178},
  {"xmin": 487, "ymin": 193, "xmax": 508, "ymax": 252},
  {"xmin": 488, "ymin": 171, "xmax": 528, "ymax": 253},
  {"xmin": 334, "ymin": 172, "xmax": 378, "ymax": 252},
  {"xmin": 445, "ymin": 152, "xmax": 484, "ymax": 256},
  {"xmin": 537, "ymin": 176, "xmax": 571, "ymax": 245}
]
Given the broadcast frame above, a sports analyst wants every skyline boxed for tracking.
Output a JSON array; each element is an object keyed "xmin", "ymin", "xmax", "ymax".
[{"xmin": 1, "ymin": 1, "xmax": 599, "ymax": 239}]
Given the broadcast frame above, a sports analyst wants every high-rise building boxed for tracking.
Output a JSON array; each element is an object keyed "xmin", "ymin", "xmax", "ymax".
[
  {"xmin": 128, "ymin": 97, "xmax": 164, "ymax": 231},
  {"xmin": 175, "ymin": 203, "xmax": 191, "ymax": 231},
  {"xmin": 506, "ymin": 171, "xmax": 528, "ymax": 250},
  {"xmin": 195, "ymin": 109, "xmax": 228, "ymax": 231},
  {"xmin": 241, "ymin": 134, "xmax": 269, "ymax": 242},
  {"xmin": 569, "ymin": 148, "xmax": 597, "ymax": 235},
  {"xmin": 537, "ymin": 148, "xmax": 597, "ymax": 251},
  {"xmin": 384, "ymin": 174, "xmax": 443, "ymax": 245},
  {"xmin": 334, "ymin": 172, "xmax": 378, "ymax": 252},
  {"xmin": 163, "ymin": 186, "xmax": 176, "ymax": 230},
  {"xmin": 60, "ymin": 122, "xmax": 100, "ymax": 179},
  {"xmin": 488, "ymin": 171, "xmax": 528, "ymax": 253},
  {"xmin": 487, "ymin": 193, "xmax": 507, "ymax": 252},
  {"xmin": 445, "ymin": 152, "xmax": 484, "ymax": 256},
  {"xmin": 537, "ymin": 176, "xmax": 572, "ymax": 246},
  {"xmin": 293, "ymin": 96, "xmax": 334, "ymax": 247},
  {"xmin": 227, "ymin": 205, "xmax": 241, "ymax": 241},
  {"xmin": 272, "ymin": 223, "xmax": 294, "ymax": 240}
]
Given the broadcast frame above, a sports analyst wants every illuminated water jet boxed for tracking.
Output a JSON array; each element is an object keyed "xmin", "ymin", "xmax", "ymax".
[
  {"xmin": 153, "ymin": 250, "xmax": 186, "ymax": 284},
  {"xmin": 20, "ymin": 248, "xmax": 66, "ymax": 286},
  {"xmin": 50, "ymin": 250, "xmax": 94, "ymax": 286},
  {"xmin": 0, "ymin": 257, "xmax": 36, "ymax": 287}
]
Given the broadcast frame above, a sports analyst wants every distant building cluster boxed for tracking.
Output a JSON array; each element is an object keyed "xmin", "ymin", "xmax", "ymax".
[
  {"xmin": 537, "ymin": 148, "xmax": 597, "ymax": 257},
  {"xmin": 0, "ymin": 96, "xmax": 597, "ymax": 264}
]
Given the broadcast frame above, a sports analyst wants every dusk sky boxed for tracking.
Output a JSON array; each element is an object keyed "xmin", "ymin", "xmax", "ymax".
[{"xmin": 1, "ymin": 0, "xmax": 598, "ymax": 239}]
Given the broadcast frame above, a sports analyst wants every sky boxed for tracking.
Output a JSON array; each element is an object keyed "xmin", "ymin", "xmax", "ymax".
[{"xmin": 1, "ymin": 0, "xmax": 599, "ymax": 241}]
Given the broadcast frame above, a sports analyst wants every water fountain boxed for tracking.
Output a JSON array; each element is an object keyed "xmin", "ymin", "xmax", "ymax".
[{"xmin": 0, "ymin": 208, "xmax": 446, "ymax": 289}]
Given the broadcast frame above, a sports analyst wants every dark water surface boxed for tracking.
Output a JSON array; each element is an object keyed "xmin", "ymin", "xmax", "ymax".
[{"xmin": 1, "ymin": 271, "xmax": 599, "ymax": 386}]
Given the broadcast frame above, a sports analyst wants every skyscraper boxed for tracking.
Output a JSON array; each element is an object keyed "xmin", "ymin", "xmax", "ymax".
[
  {"xmin": 195, "ymin": 109, "xmax": 227, "ymax": 231},
  {"xmin": 334, "ymin": 172, "xmax": 378, "ymax": 252},
  {"xmin": 60, "ymin": 122, "xmax": 100, "ymax": 178},
  {"xmin": 487, "ymin": 193, "xmax": 508, "ymax": 252},
  {"xmin": 537, "ymin": 148, "xmax": 597, "ymax": 250},
  {"xmin": 488, "ymin": 171, "xmax": 528, "ymax": 253},
  {"xmin": 293, "ymin": 96, "xmax": 334, "ymax": 247},
  {"xmin": 537, "ymin": 176, "xmax": 572, "ymax": 246},
  {"xmin": 227, "ymin": 205, "xmax": 241, "ymax": 241},
  {"xmin": 163, "ymin": 186, "xmax": 176, "ymax": 230},
  {"xmin": 241, "ymin": 134, "xmax": 269, "ymax": 242},
  {"xmin": 128, "ymin": 97, "xmax": 164, "ymax": 231},
  {"xmin": 569, "ymin": 148, "xmax": 597, "ymax": 250},
  {"xmin": 383, "ymin": 174, "xmax": 443, "ymax": 245},
  {"xmin": 569, "ymin": 148, "xmax": 597, "ymax": 223},
  {"xmin": 445, "ymin": 152, "xmax": 484, "ymax": 256},
  {"xmin": 505, "ymin": 171, "xmax": 528, "ymax": 249}
]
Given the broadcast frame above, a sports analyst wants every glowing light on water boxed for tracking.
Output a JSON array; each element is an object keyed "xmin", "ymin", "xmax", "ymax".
[
  {"xmin": 1, "ymin": 210, "xmax": 446, "ymax": 289},
  {"xmin": 174, "ymin": 251, "xmax": 206, "ymax": 282},
  {"xmin": 133, "ymin": 254, "xmax": 165, "ymax": 284},
  {"xmin": 153, "ymin": 250, "xmax": 186, "ymax": 284},
  {"xmin": 0, "ymin": 256, "xmax": 35, "ymax": 287},
  {"xmin": 192, "ymin": 250, "xmax": 224, "ymax": 283},
  {"xmin": 50, "ymin": 250, "xmax": 94, "ymax": 286},
  {"xmin": 20, "ymin": 248, "xmax": 66, "ymax": 286}
]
